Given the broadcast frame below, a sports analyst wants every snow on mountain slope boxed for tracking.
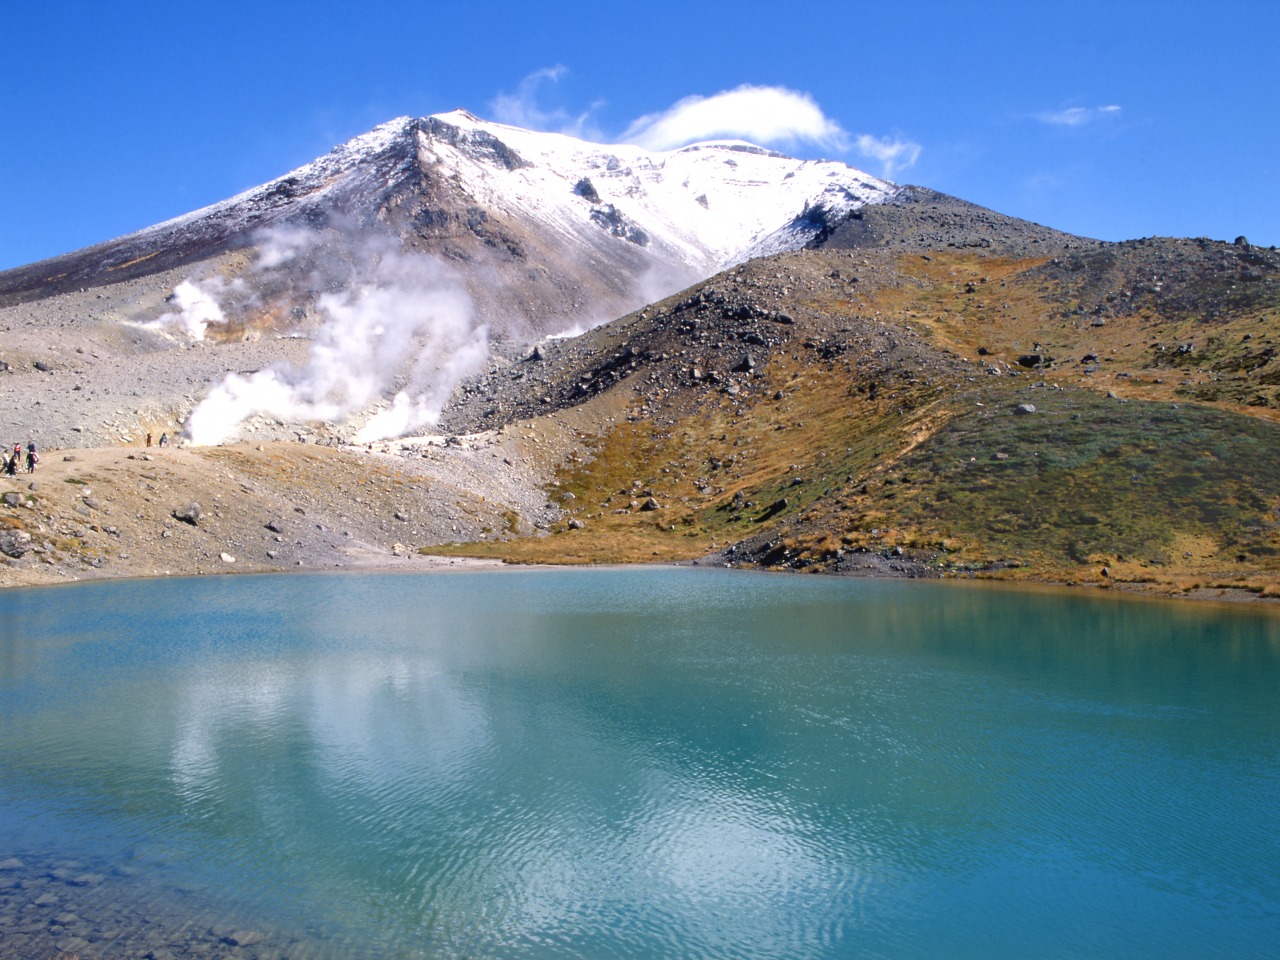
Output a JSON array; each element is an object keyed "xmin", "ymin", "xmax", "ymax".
[
  {"xmin": 417, "ymin": 109, "xmax": 897, "ymax": 275},
  {"xmin": 0, "ymin": 109, "xmax": 898, "ymax": 314},
  {"xmin": 84, "ymin": 108, "xmax": 896, "ymax": 281},
  {"xmin": 0, "ymin": 111, "xmax": 905, "ymax": 445}
]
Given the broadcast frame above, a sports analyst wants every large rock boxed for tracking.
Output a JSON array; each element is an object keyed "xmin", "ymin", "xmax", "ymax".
[
  {"xmin": 172, "ymin": 502, "xmax": 202, "ymax": 526},
  {"xmin": 0, "ymin": 530, "xmax": 32, "ymax": 558}
]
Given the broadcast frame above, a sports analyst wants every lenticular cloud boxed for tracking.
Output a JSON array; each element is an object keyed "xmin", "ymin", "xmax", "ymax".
[
  {"xmin": 185, "ymin": 229, "xmax": 488, "ymax": 445},
  {"xmin": 622, "ymin": 85, "xmax": 850, "ymax": 153}
]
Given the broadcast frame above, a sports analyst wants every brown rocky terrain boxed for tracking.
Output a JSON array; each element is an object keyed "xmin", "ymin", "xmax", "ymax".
[
  {"xmin": 0, "ymin": 427, "xmax": 575, "ymax": 588},
  {"xmin": 4, "ymin": 229, "xmax": 1280, "ymax": 601},
  {"xmin": 2, "ymin": 113, "xmax": 1278, "ymax": 602},
  {"xmin": 434, "ymin": 237, "xmax": 1280, "ymax": 600}
]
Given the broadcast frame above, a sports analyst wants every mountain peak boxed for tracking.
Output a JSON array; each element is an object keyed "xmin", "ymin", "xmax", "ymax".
[{"xmin": 431, "ymin": 108, "xmax": 485, "ymax": 125}]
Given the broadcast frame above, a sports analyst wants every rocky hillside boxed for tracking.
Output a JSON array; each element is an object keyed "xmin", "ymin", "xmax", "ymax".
[
  {"xmin": 3, "ymin": 232, "xmax": 1279, "ymax": 598},
  {"xmin": 434, "ymin": 235, "xmax": 1280, "ymax": 599},
  {"xmin": 1, "ymin": 115, "xmax": 1278, "ymax": 599}
]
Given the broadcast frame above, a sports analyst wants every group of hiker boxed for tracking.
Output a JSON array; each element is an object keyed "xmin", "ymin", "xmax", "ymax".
[
  {"xmin": 1, "ymin": 430, "xmax": 177, "ymax": 480},
  {"xmin": 4, "ymin": 441, "xmax": 37, "ymax": 476}
]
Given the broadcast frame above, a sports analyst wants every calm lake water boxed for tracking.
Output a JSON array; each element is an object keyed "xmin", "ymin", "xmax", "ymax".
[{"xmin": 0, "ymin": 568, "xmax": 1278, "ymax": 959}]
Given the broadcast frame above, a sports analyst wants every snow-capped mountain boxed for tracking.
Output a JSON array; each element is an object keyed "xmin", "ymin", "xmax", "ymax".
[
  {"xmin": 410, "ymin": 109, "xmax": 897, "ymax": 272},
  {"xmin": 0, "ymin": 110, "xmax": 898, "ymax": 332}
]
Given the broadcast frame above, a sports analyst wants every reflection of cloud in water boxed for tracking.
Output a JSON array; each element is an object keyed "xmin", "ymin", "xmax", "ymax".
[
  {"xmin": 169, "ymin": 654, "xmax": 489, "ymax": 807},
  {"xmin": 305, "ymin": 655, "xmax": 490, "ymax": 788},
  {"xmin": 170, "ymin": 663, "xmax": 295, "ymax": 803},
  {"xmin": 469, "ymin": 742, "xmax": 881, "ymax": 957}
]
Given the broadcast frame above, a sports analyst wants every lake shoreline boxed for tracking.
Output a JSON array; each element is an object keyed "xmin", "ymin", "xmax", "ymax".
[
  {"xmin": 0, "ymin": 443, "xmax": 1275, "ymax": 605},
  {"xmin": 4, "ymin": 547, "xmax": 1277, "ymax": 614}
]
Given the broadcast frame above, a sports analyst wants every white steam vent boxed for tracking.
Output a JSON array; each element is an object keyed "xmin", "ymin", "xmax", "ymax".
[{"xmin": 183, "ymin": 227, "xmax": 488, "ymax": 445}]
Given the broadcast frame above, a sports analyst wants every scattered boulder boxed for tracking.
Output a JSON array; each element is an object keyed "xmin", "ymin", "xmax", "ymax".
[
  {"xmin": 640, "ymin": 497, "xmax": 660, "ymax": 511},
  {"xmin": 573, "ymin": 177, "xmax": 601, "ymax": 203},
  {"xmin": 172, "ymin": 502, "xmax": 202, "ymax": 526},
  {"xmin": 222, "ymin": 931, "xmax": 265, "ymax": 948},
  {"xmin": 2, "ymin": 492, "xmax": 22, "ymax": 507},
  {"xmin": 219, "ymin": 553, "xmax": 236, "ymax": 564},
  {"xmin": 1014, "ymin": 403, "xmax": 1037, "ymax": 415},
  {"xmin": 759, "ymin": 497, "xmax": 789, "ymax": 520},
  {"xmin": 567, "ymin": 518, "xmax": 586, "ymax": 529},
  {"xmin": 265, "ymin": 518, "xmax": 285, "ymax": 534},
  {"xmin": 0, "ymin": 530, "xmax": 32, "ymax": 558},
  {"xmin": 1016, "ymin": 354, "xmax": 1052, "ymax": 368}
]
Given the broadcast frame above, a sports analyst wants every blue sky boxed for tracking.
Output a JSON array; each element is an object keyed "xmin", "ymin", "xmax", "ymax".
[{"xmin": 2, "ymin": 0, "xmax": 1275, "ymax": 270}]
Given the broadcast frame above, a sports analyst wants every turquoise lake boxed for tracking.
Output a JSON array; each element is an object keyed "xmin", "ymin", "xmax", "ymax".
[{"xmin": 0, "ymin": 568, "xmax": 1278, "ymax": 958}]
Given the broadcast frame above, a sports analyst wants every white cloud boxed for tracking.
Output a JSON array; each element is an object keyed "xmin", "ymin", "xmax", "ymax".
[
  {"xmin": 1035, "ymin": 105, "xmax": 1122, "ymax": 127},
  {"xmin": 854, "ymin": 134, "xmax": 923, "ymax": 179},
  {"xmin": 489, "ymin": 66, "xmax": 602, "ymax": 139},
  {"xmin": 621, "ymin": 85, "xmax": 849, "ymax": 153},
  {"xmin": 490, "ymin": 76, "xmax": 922, "ymax": 179},
  {"xmin": 489, "ymin": 66, "xmax": 568, "ymax": 129}
]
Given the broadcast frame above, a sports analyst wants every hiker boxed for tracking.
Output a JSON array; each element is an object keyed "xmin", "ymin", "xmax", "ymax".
[
  {"xmin": 159, "ymin": 432, "xmax": 168, "ymax": 447},
  {"xmin": 25, "ymin": 448, "xmax": 37, "ymax": 473},
  {"xmin": 4, "ymin": 454, "xmax": 15, "ymax": 476},
  {"xmin": 146, "ymin": 432, "xmax": 153, "ymax": 448},
  {"xmin": 11, "ymin": 444, "xmax": 19, "ymax": 465}
]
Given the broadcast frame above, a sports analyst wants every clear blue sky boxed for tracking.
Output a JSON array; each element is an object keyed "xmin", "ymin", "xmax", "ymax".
[{"xmin": 2, "ymin": 0, "xmax": 1275, "ymax": 270}]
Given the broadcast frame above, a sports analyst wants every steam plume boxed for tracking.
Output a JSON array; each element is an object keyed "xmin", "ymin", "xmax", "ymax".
[
  {"xmin": 184, "ymin": 227, "xmax": 488, "ymax": 445},
  {"xmin": 150, "ymin": 278, "xmax": 233, "ymax": 339}
]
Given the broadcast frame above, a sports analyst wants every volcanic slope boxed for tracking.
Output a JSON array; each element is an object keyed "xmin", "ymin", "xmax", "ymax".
[
  {"xmin": 432, "ymin": 233, "xmax": 1280, "ymax": 599},
  {"xmin": 0, "ymin": 111, "xmax": 907, "ymax": 451},
  {"xmin": 2, "ymin": 111, "xmax": 1279, "ymax": 598},
  {"xmin": 0, "ymin": 111, "xmax": 898, "ymax": 338}
]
